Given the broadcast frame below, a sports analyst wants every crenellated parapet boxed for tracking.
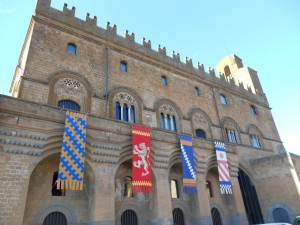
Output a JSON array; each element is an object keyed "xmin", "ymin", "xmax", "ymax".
[{"xmin": 34, "ymin": 0, "xmax": 267, "ymax": 105}]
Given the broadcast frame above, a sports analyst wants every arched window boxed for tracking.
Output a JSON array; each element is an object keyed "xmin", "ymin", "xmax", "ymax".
[
  {"xmin": 250, "ymin": 135, "xmax": 261, "ymax": 148},
  {"xmin": 195, "ymin": 129, "xmax": 206, "ymax": 139},
  {"xmin": 120, "ymin": 61, "xmax": 127, "ymax": 72},
  {"xmin": 113, "ymin": 92, "xmax": 137, "ymax": 123},
  {"xmin": 170, "ymin": 179, "xmax": 179, "ymax": 198},
  {"xmin": 223, "ymin": 119, "xmax": 239, "ymax": 144},
  {"xmin": 129, "ymin": 105, "xmax": 135, "ymax": 123},
  {"xmin": 173, "ymin": 208, "xmax": 185, "ymax": 225},
  {"xmin": 43, "ymin": 212, "xmax": 67, "ymax": 225},
  {"xmin": 115, "ymin": 102, "xmax": 121, "ymax": 120},
  {"xmin": 123, "ymin": 176, "xmax": 133, "ymax": 198},
  {"xmin": 273, "ymin": 208, "xmax": 291, "ymax": 223},
  {"xmin": 250, "ymin": 104, "xmax": 257, "ymax": 115},
  {"xmin": 160, "ymin": 113, "xmax": 166, "ymax": 129},
  {"xmin": 67, "ymin": 43, "xmax": 76, "ymax": 55},
  {"xmin": 57, "ymin": 100, "xmax": 80, "ymax": 112},
  {"xmin": 160, "ymin": 113, "xmax": 176, "ymax": 131},
  {"xmin": 248, "ymin": 125, "xmax": 263, "ymax": 149},
  {"xmin": 159, "ymin": 104, "xmax": 178, "ymax": 131},
  {"xmin": 121, "ymin": 210, "xmax": 138, "ymax": 225},
  {"xmin": 161, "ymin": 76, "xmax": 167, "ymax": 85},
  {"xmin": 122, "ymin": 103, "xmax": 129, "ymax": 122},
  {"xmin": 195, "ymin": 87, "xmax": 200, "ymax": 96},
  {"xmin": 224, "ymin": 65, "xmax": 231, "ymax": 77},
  {"xmin": 211, "ymin": 208, "xmax": 223, "ymax": 225},
  {"xmin": 226, "ymin": 128, "xmax": 237, "ymax": 143},
  {"xmin": 172, "ymin": 115, "xmax": 177, "ymax": 131},
  {"xmin": 51, "ymin": 171, "xmax": 65, "ymax": 196},
  {"xmin": 220, "ymin": 94, "xmax": 227, "ymax": 105}
]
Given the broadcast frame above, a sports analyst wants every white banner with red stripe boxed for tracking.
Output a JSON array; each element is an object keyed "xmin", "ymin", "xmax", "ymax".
[{"xmin": 215, "ymin": 141, "xmax": 232, "ymax": 194}]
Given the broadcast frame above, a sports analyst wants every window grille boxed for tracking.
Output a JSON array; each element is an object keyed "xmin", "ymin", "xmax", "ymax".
[
  {"xmin": 43, "ymin": 212, "xmax": 67, "ymax": 225},
  {"xmin": 173, "ymin": 208, "xmax": 185, "ymax": 225},
  {"xmin": 211, "ymin": 208, "xmax": 223, "ymax": 225},
  {"xmin": 195, "ymin": 129, "xmax": 206, "ymax": 139},
  {"xmin": 121, "ymin": 210, "xmax": 138, "ymax": 225},
  {"xmin": 57, "ymin": 100, "xmax": 80, "ymax": 112}
]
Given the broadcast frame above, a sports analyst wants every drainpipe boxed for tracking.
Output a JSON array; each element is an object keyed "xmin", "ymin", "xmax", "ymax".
[
  {"xmin": 105, "ymin": 47, "xmax": 109, "ymax": 116},
  {"xmin": 211, "ymin": 87, "xmax": 225, "ymax": 140}
]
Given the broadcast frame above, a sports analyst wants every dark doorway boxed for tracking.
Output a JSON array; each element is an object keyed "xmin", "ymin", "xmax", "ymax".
[
  {"xmin": 43, "ymin": 212, "xmax": 67, "ymax": 225},
  {"xmin": 238, "ymin": 169, "xmax": 264, "ymax": 224},
  {"xmin": 173, "ymin": 208, "xmax": 185, "ymax": 225},
  {"xmin": 211, "ymin": 207, "xmax": 223, "ymax": 225},
  {"xmin": 121, "ymin": 209, "xmax": 138, "ymax": 225},
  {"xmin": 273, "ymin": 208, "xmax": 291, "ymax": 223}
]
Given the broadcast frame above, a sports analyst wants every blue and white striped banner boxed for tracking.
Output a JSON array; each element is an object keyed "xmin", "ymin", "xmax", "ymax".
[{"xmin": 179, "ymin": 134, "xmax": 197, "ymax": 193}]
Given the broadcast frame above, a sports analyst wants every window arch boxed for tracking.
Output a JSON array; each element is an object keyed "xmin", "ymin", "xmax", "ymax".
[
  {"xmin": 67, "ymin": 43, "xmax": 76, "ymax": 55},
  {"xmin": 120, "ymin": 61, "xmax": 127, "ymax": 72},
  {"xmin": 43, "ymin": 212, "xmax": 67, "ymax": 225},
  {"xmin": 57, "ymin": 100, "xmax": 80, "ymax": 112},
  {"xmin": 248, "ymin": 125, "xmax": 263, "ymax": 149},
  {"xmin": 159, "ymin": 106, "xmax": 177, "ymax": 131},
  {"xmin": 190, "ymin": 109, "xmax": 212, "ymax": 139},
  {"xmin": 113, "ymin": 92, "xmax": 137, "ymax": 123},
  {"xmin": 223, "ymin": 118, "xmax": 240, "ymax": 144},
  {"xmin": 50, "ymin": 76, "xmax": 91, "ymax": 113},
  {"xmin": 250, "ymin": 135, "xmax": 261, "ymax": 148},
  {"xmin": 220, "ymin": 94, "xmax": 227, "ymax": 105},
  {"xmin": 195, "ymin": 129, "xmax": 206, "ymax": 139},
  {"xmin": 157, "ymin": 101, "xmax": 181, "ymax": 131}
]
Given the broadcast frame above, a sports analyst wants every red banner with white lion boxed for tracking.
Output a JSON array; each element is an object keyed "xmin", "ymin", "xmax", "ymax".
[{"xmin": 132, "ymin": 124, "xmax": 153, "ymax": 193}]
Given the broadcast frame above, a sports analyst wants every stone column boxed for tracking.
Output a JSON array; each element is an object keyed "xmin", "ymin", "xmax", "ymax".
[
  {"xmin": 231, "ymin": 176, "xmax": 249, "ymax": 225},
  {"xmin": 0, "ymin": 152, "xmax": 32, "ymax": 225},
  {"xmin": 151, "ymin": 170, "xmax": 173, "ymax": 225},
  {"xmin": 89, "ymin": 165, "xmax": 115, "ymax": 225},
  {"xmin": 195, "ymin": 173, "xmax": 213, "ymax": 225}
]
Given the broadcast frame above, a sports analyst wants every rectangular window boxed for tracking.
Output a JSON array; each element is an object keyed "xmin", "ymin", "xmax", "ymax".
[
  {"xmin": 170, "ymin": 180, "xmax": 179, "ymax": 198},
  {"xmin": 206, "ymin": 181, "xmax": 213, "ymax": 197}
]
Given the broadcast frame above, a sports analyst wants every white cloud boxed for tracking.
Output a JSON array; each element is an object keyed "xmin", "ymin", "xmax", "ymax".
[{"xmin": 0, "ymin": 8, "xmax": 14, "ymax": 14}]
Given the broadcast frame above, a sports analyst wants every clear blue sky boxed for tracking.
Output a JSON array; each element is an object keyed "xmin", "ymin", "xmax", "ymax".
[{"xmin": 0, "ymin": 0, "xmax": 299, "ymax": 155}]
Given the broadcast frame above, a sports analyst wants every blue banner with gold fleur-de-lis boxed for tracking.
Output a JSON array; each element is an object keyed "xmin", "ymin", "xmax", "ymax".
[
  {"xmin": 179, "ymin": 134, "xmax": 197, "ymax": 193},
  {"xmin": 57, "ymin": 111, "xmax": 87, "ymax": 190}
]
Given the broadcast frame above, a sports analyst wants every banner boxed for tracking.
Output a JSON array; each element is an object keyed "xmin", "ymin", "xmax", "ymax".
[
  {"xmin": 215, "ymin": 141, "xmax": 232, "ymax": 194},
  {"xmin": 57, "ymin": 111, "xmax": 87, "ymax": 190},
  {"xmin": 179, "ymin": 134, "xmax": 197, "ymax": 193},
  {"xmin": 132, "ymin": 124, "xmax": 153, "ymax": 193}
]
